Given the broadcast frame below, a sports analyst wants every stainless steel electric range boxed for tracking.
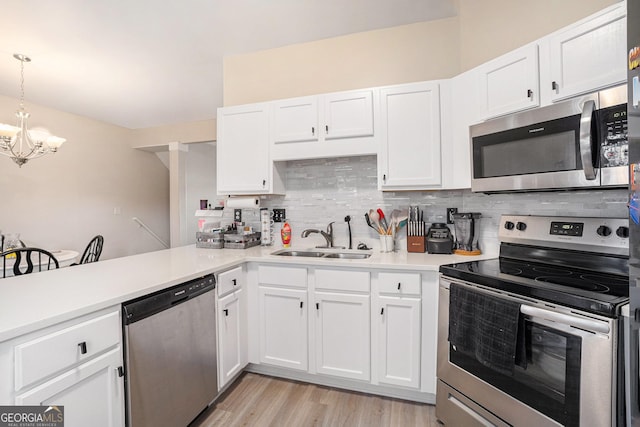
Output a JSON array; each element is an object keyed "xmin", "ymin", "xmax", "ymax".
[{"xmin": 437, "ymin": 215, "xmax": 629, "ymax": 427}]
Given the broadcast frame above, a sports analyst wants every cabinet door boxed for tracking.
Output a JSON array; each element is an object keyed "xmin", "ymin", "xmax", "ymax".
[
  {"xmin": 218, "ymin": 289, "xmax": 244, "ymax": 389},
  {"xmin": 377, "ymin": 296, "xmax": 421, "ymax": 389},
  {"xmin": 272, "ymin": 96, "xmax": 319, "ymax": 143},
  {"xmin": 258, "ymin": 286, "xmax": 308, "ymax": 370},
  {"xmin": 323, "ymin": 90, "xmax": 374, "ymax": 140},
  {"xmin": 314, "ymin": 291, "xmax": 370, "ymax": 381},
  {"xmin": 217, "ymin": 104, "xmax": 271, "ymax": 194},
  {"xmin": 379, "ymin": 82, "xmax": 442, "ymax": 189},
  {"xmin": 478, "ymin": 44, "xmax": 540, "ymax": 119},
  {"xmin": 547, "ymin": 3, "xmax": 626, "ymax": 101},
  {"xmin": 16, "ymin": 348, "xmax": 124, "ymax": 427}
]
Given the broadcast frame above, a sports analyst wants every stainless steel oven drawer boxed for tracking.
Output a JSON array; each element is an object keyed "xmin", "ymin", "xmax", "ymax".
[{"xmin": 436, "ymin": 380, "xmax": 510, "ymax": 427}]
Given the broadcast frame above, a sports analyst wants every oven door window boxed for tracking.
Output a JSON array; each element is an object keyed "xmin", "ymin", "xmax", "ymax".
[
  {"xmin": 472, "ymin": 114, "xmax": 584, "ymax": 179},
  {"xmin": 451, "ymin": 321, "xmax": 581, "ymax": 427}
]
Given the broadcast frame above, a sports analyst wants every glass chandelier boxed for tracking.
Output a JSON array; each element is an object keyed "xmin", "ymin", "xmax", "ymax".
[{"xmin": 0, "ymin": 54, "xmax": 66, "ymax": 167}]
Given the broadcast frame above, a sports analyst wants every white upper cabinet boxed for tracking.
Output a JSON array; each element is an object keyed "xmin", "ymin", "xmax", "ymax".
[
  {"xmin": 545, "ymin": 2, "xmax": 626, "ymax": 102},
  {"xmin": 272, "ymin": 96, "xmax": 319, "ymax": 144},
  {"xmin": 217, "ymin": 103, "xmax": 284, "ymax": 195},
  {"xmin": 323, "ymin": 90, "xmax": 374, "ymax": 140},
  {"xmin": 477, "ymin": 43, "xmax": 540, "ymax": 119},
  {"xmin": 378, "ymin": 81, "xmax": 442, "ymax": 190},
  {"xmin": 270, "ymin": 89, "xmax": 376, "ymax": 161}
]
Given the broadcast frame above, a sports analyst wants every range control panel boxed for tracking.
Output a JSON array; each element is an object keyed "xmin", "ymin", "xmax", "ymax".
[{"xmin": 500, "ymin": 215, "xmax": 628, "ymax": 256}]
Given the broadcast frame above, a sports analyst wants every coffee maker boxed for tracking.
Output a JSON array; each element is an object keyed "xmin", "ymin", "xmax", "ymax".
[{"xmin": 452, "ymin": 212, "xmax": 481, "ymax": 255}]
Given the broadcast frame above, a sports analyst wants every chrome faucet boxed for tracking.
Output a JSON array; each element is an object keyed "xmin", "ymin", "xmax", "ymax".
[{"xmin": 301, "ymin": 222, "xmax": 334, "ymax": 248}]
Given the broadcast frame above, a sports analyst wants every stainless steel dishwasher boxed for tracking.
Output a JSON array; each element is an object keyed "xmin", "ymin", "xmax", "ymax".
[{"xmin": 122, "ymin": 274, "xmax": 217, "ymax": 427}]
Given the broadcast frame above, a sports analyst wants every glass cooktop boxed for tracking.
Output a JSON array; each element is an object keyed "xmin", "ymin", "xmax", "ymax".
[{"xmin": 440, "ymin": 257, "xmax": 629, "ymax": 318}]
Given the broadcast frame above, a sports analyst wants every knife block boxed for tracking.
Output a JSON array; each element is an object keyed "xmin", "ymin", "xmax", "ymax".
[{"xmin": 407, "ymin": 235, "xmax": 426, "ymax": 253}]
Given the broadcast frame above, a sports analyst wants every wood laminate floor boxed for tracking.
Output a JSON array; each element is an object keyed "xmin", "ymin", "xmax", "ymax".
[{"xmin": 192, "ymin": 373, "xmax": 439, "ymax": 427}]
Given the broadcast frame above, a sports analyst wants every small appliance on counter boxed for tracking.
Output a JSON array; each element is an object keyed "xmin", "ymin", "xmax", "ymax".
[
  {"xmin": 426, "ymin": 223, "xmax": 453, "ymax": 254},
  {"xmin": 452, "ymin": 212, "xmax": 481, "ymax": 255}
]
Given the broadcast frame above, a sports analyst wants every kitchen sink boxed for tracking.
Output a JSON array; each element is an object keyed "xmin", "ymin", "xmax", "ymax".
[
  {"xmin": 271, "ymin": 249, "xmax": 371, "ymax": 259},
  {"xmin": 270, "ymin": 250, "xmax": 326, "ymax": 257},
  {"xmin": 322, "ymin": 252, "xmax": 371, "ymax": 259}
]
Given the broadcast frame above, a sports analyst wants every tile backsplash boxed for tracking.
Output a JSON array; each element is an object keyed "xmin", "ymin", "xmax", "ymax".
[{"xmin": 221, "ymin": 155, "xmax": 628, "ymax": 254}]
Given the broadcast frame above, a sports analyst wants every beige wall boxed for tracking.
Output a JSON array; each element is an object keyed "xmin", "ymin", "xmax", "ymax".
[
  {"xmin": 223, "ymin": 18, "xmax": 460, "ymax": 106},
  {"xmin": 132, "ymin": 118, "xmax": 217, "ymax": 147},
  {"xmin": 0, "ymin": 94, "xmax": 170, "ymax": 260},
  {"xmin": 223, "ymin": 0, "xmax": 620, "ymax": 105},
  {"xmin": 457, "ymin": 0, "xmax": 619, "ymax": 71}
]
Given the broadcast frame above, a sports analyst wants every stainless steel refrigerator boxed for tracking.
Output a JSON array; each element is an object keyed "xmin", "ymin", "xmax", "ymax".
[{"xmin": 627, "ymin": 1, "xmax": 640, "ymax": 425}]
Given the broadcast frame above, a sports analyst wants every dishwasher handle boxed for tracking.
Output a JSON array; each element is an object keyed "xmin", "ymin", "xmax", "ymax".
[{"xmin": 123, "ymin": 274, "xmax": 215, "ymax": 324}]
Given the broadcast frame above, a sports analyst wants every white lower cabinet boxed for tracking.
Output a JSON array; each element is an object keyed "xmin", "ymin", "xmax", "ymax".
[
  {"xmin": 313, "ymin": 291, "xmax": 370, "ymax": 381},
  {"xmin": 217, "ymin": 288, "xmax": 244, "ymax": 388},
  {"xmin": 374, "ymin": 272, "xmax": 422, "ymax": 390},
  {"xmin": 376, "ymin": 296, "xmax": 421, "ymax": 388},
  {"xmin": 258, "ymin": 286, "xmax": 308, "ymax": 370},
  {"xmin": 15, "ymin": 348, "xmax": 124, "ymax": 427},
  {"xmin": 217, "ymin": 266, "xmax": 248, "ymax": 389},
  {"xmin": 0, "ymin": 306, "xmax": 125, "ymax": 427},
  {"xmin": 250, "ymin": 264, "xmax": 435, "ymax": 400}
]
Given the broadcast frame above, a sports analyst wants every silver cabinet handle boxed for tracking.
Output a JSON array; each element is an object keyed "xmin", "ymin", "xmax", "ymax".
[{"xmin": 579, "ymin": 99, "xmax": 597, "ymax": 181}]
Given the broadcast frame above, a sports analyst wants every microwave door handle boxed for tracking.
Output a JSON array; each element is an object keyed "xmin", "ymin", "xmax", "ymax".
[{"xmin": 579, "ymin": 99, "xmax": 597, "ymax": 180}]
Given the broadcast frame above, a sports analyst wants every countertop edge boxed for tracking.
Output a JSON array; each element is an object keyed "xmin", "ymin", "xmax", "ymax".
[{"xmin": 0, "ymin": 245, "xmax": 496, "ymax": 342}]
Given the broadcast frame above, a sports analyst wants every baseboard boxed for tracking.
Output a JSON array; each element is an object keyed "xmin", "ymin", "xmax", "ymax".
[{"xmin": 244, "ymin": 363, "xmax": 436, "ymax": 405}]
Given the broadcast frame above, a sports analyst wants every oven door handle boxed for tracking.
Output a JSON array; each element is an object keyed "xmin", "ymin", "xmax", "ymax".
[
  {"xmin": 521, "ymin": 305, "xmax": 609, "ymax": 334},
  {"xmin": 579, "ymin": 99, "xmax": 597, "ymax": 181}
]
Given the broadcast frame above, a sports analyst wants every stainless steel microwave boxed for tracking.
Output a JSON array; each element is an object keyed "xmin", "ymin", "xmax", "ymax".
[{"xmin": 470, "ymin": 85, "xmax": 628, "ymax": 193}]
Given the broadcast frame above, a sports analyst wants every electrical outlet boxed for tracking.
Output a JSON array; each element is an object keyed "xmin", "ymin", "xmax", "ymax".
[
  {"xmin": 447, "ymin": 208, "xmax": 458, "ymax": 224},
  {"xmin": 234, "ymin": 209, "xmax": 242, "ymax": 222},
  {"xmin": 273, "ymin": 208, "xmax": 285, "ymax": 223}
]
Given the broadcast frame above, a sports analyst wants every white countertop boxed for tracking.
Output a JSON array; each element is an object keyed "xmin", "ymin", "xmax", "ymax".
[{"xmin": 0, "ymin": 244, "xmax": 496, "ymax": 342}]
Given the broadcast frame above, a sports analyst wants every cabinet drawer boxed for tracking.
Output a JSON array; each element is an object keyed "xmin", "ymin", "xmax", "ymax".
[
  {"xmin": 378, "ymin": 272, "xmax": 421, "ymax": 295},
  {"xmin": 15, "ymin": 310, "xmax": 121, "ymax": 391},
  {"xmin": 315, "ymin": 269, "xmax": 370, "ymax": 293},
  {"xmin": 217, "ymin": 266, "xmax": 243, "ymax": 296},
  {"xmin": 259, "ymin": 265, "xmax": 307, "ymax": 288}
]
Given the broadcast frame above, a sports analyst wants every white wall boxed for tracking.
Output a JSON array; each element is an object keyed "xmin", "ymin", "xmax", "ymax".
[
  {"xmin": 0, "ymin": 94, "xmax": 170, "ymax": 260},
  {"xmin": 185, "ymin": 142, "xmax": 223, "ymax": 243}
]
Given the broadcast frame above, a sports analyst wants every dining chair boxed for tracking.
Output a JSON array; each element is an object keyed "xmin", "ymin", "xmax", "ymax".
[
  {"xmin": 74, "ymin": 235, "xmax": 104, "ymax": 265},
  {"xmin": 1, "ymin": 248, "xmax": 60, "ymax": 278}
]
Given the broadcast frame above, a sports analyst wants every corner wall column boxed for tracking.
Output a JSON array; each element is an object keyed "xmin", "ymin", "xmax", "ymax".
[{"xmin": 169, "ymin": 142, "xmax": 189, "ymax": 247}]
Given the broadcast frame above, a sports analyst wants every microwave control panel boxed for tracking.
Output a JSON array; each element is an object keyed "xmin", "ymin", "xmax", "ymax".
[{"xmin": 600, "ymin": 104, "xmax": 628, "ymax": 168}]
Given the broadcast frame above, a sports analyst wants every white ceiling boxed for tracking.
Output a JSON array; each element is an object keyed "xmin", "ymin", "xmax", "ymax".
[{"xmin": 0, "ymin": 0, "xmax": 456, "ymax": 129}]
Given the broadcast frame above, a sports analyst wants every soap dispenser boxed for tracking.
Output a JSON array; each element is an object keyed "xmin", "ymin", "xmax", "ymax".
[{"xmin": 281, "ymin": 219, "xmax": 291, "ymax": 248}]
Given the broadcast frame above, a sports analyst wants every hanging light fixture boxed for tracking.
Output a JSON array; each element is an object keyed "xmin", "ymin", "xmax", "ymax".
[{"xmin": 0, "ymin": 53, "xmax": 66, "ymax": 167}]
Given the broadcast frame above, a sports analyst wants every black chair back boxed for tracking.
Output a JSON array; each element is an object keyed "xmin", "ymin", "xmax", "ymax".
[
  {"xmin": 1, "ymin": 248, "xmax": 60, "ymax": 278},
  {"xmin": 78, "ymin": 235, "xmax": 104, "ymax": 264}
]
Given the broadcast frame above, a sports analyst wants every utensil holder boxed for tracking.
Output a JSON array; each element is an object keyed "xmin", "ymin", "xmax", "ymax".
[
  {"xmin": 407, "ymin": 235, "xmax": 426, "ymax": 253},
  {"xmin": 380, "ymin": 235, "xmax": 394, "ymax": 252}
]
